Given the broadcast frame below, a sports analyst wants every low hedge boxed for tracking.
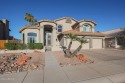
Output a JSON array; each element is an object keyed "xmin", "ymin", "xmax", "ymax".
[
  {"xmin": 27, "ymin": 43, "xmax": 34, "ymax": 49},
  {"xmin": 34, "ymin": 43, "xmax": 43, "ymax": 49},
  {"xmin": 5, "ymin": 43, "xmax": 17, "ymax": 50},
  {"xmin": 5, "ymin": 43, "xmax": 26, "ymax": 50},
  {"xmin": 17, "ymin": 43, "xmax": 27, "ymax": 50},
  {"xmin": 28, "ymin": 43, "xmax": 43, "ymax": 49},
  {"xmin": 5, "ymin": 43, "xmax": 43, "ymax": 50}
]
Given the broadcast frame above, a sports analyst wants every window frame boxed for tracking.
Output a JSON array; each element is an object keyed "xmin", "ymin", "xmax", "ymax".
[
  {"xmin": 82, "ymin": 24, "xmax": 91, "ymax": 32},
  {"xmin": 27, "ymin": 32, "xmax": 37, "ymax": 43},
  {"xmin": 57, "ymin": 25, "xmax": 63, "ymax": 32}
]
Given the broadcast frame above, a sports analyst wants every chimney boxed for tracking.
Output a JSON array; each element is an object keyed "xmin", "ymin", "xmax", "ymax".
[{"xmin": 2, "ymin": 19, "xmax": 10, "ymax": 40}]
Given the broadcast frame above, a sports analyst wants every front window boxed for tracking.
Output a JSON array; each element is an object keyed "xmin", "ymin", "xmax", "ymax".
[
  {"xmin": 27, "ymin": 32, "xmax": 37, "ymax": 43},
  {"xmin": 82, "ymin": 24, "xmax": 91, "ymax": 32},
  {"xmin": 57, "ymin": 25, "xmax": 62, "ymax": 32}
]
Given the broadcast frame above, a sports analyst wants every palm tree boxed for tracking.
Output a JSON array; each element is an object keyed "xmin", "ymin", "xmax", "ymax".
[
  {"xmin": 24, "ymin": 13, "xmax": 37, "ymax": 26},
  {"xmin": 25, "ymin": 13, "xmax": 31, "ymax": 25}
]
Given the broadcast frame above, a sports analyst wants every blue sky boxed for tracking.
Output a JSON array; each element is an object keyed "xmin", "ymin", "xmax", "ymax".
[{"xmin": 0, "ymin": 0, "xmax": 125, "ymax": 39}]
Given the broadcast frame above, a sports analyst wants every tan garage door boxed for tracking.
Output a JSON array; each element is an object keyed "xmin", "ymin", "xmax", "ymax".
[{"xmin": 93, "ymin": 39, "xmax": 102, "ymax": 49}]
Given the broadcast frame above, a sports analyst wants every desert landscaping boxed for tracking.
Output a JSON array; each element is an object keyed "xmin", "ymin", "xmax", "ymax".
[
  {"xmin": 0, "ymin": 50, "xmax": 45, "ymax": 75},
  {"xmin": 54, "ymin": 51, "xmax": 94, "ymax": 67}
]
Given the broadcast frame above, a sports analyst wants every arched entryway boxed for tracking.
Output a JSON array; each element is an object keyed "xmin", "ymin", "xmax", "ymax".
[{"xmin": 44, "ymin": 25, "xmax": 53, "ymax": 46}]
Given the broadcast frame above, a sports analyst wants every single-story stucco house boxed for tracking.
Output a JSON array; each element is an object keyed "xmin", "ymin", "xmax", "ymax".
[
  {"xmin": 19, "ymin": 17, "xmax": 106, "ymax": 51},
  {"xmin": 103, "ymin": 28, "xmax": 125, "ymax": 48}
]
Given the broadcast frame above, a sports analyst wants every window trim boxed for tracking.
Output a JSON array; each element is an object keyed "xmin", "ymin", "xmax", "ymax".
[
  {"xmin": 27, "ymin": 32, "xmax": 37, "ymax": 43},
  {"xmin": 82, "ymin": 24, "xmax": 91, "ymax": 32},
  {"xmin": 57, "ymin": 25, "xmax": 63, "ymax": 32}
]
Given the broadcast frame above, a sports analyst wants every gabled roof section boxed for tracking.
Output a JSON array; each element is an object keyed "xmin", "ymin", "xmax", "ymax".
[
  {"xmin": 79, "ymin": 20, "xmax": 97, "ymax": 25},
  {"xmin": 19, "ymin": 25, "xmax": 39, "ymax": 33},
  {"xmin": 103, "ymin": 28, "xmax": 125, "ymax": 38},
  {"xmin": 38, "ymin": 19, "xmax": 57, "ymax": 25},
  {"xmin": 72, "ymin": 22, "xmax": 80, "ymax": 29},
  {"xmin": 60, "ymin": 30, "xmax": 106, "ymax": 37},
  {"xmin": 54, "ymin": 17, "xmax": 78, "ymax": 22}
]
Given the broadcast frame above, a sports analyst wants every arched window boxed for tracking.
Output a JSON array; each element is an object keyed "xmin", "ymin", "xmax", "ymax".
[
  {"xmin": 82, "ymin": 24, "xmax": 91, "ymax": 32},
  {"xmin": 57, "ymin": 25, "xmax": 62, "ymax": 32},
  {"xmin": 27, "ymin": 32, "xmax": 37, "ymax": 43}
]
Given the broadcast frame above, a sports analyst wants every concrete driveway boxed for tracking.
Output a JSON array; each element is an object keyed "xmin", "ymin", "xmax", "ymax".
[
  {"xmin": 62, "ymin": 49, "xmax": 125, "ymax": 83},
  {"xmin": 80, "ymin": 49, "xmax": 125, "ymax": 62}
]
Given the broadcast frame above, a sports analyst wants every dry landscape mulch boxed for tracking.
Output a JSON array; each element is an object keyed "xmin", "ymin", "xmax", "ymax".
[
  {"xmin": 0, "ymin": 51, "xmax": 45, "ymax": 75},
  {"xmin": 54, "ymin": 51, "xmax": 86, "ymax": 67},
  {"xmin": 54, "ymin": 51, "xmax": 94, "ymax": 67}
]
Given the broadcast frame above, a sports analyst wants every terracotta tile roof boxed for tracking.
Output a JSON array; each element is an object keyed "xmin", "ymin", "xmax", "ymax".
[
  {"xmin": 19, "ymin": 25, "xmax": 39, "ymax": 33},
  {"xmin": 103, "ymin": 28, "xmax": 125, "ymax": 38},
  {"xmin": 60, "ymin": 30, "xmax": 106, "ymax": 37}
]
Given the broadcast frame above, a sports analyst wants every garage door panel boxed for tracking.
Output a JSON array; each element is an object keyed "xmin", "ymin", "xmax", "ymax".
[{"xmin": 93, "ymin": 39, "xmax": 102, "ymax": 49}]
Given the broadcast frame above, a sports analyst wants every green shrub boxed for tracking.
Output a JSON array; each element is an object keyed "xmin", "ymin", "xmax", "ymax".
[
  {"xmin": 5, "ymin": 43, "xmax": 16, "ymax": 50},
  {"xmin": 34, "ymin": 43, "xmax": 43, "ymax": 49},
  {"xmin": 17, "ymin": 43, "xmax": 26, "ymax": 50},
  {"xmin": 28, "ymin": 43, "xmax": 43, "ymax": 49},
  {"xmin": 5, "ymin": 43, "xmax": 43, "ymax": 50},
  {"xmin": 28, "ymin": 43, "xmax": 34, "ymax": 49},
  {"xmin": 5, "ymin": 43, "xmax": 27, "ymax": 50},
  {"xmin": 120, "ymin": 45, "xmax": 125, "ymax": 50}
]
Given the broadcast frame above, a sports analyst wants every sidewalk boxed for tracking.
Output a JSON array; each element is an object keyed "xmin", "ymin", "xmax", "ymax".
[
  {"xmin": 44, "ymin": 51, "xmax": 70, "ymax": 83},
  {"xmin": 0, "ymin": 70, "xmax": 43, "ymax": 83}
]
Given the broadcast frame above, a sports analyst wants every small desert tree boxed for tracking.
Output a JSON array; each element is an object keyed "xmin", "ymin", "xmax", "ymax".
[{"xmin": 64, "ymin": 34, "xmax": 88, "ymax": 58}]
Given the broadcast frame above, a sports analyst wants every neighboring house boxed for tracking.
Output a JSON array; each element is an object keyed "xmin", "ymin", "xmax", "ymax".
[
  {"xmin": 0, "ymin": 19, "xmax": 10, "ymax": 40},
  {"xmin": 103, "ymin": 28, "xmax": 125, "ymax": 48},
  {"xmin": 19, "ymin": 17, "xmax": 105, "ymax": 51}
]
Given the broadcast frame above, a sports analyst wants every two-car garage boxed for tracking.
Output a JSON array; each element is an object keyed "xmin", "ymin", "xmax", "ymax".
[
  {"xmin": 64, "ymin": 38, "xmax": 103, "ymax": 49},
  {"xmin": 83, "ymin": 38, "xmax": 103, "ymax": 49}
]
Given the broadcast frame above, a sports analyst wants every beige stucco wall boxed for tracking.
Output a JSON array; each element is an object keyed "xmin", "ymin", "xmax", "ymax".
[
  {"xmin": 79, "ymin": 22, "xmax": 95, "ymax": 32},
  {"xmin": 55, "ymin": 19, "xmax": 76, "ymax": 31},
  {"xmin": 22, "ymin": 29, "xmax": 39, "ymax": 44}
]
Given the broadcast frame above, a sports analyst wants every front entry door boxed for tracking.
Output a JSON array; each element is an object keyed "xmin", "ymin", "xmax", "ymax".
[{"xmin": 46, "ymin": 33, "xmax": 52, "ymax": 46}]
